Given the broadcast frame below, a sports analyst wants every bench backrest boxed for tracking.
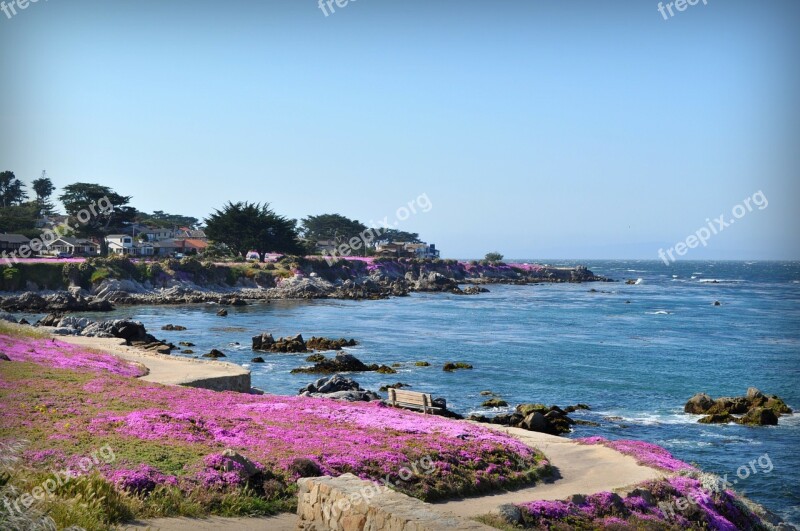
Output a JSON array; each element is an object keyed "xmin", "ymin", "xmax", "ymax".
[{"xmin": 388, "ymin": 389, "xmax": 435, "ymax": 412}]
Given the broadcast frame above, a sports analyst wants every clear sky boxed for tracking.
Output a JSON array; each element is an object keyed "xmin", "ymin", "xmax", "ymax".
[{"xmin": 1, "ymin": 0, "xmax": 798, "ymax": 259}]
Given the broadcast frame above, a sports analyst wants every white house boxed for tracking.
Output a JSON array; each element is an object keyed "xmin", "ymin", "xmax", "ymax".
[{"xmin": 105, "ymin": 234, "xmax": 135, "ymax": 255}]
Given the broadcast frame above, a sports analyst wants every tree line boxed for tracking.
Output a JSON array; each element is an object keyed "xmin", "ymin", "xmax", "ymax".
[{"xmin": 0, "ymin": 171, "xmax": 430, "ymax": 259}]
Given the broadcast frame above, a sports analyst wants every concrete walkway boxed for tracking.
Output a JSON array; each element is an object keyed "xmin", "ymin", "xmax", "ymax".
[
  {"xmin": 55, "ymin": 334, "xmax": 250, "ymax": 389},
  {"xmin": 434, "ymin": 425, "xmax": 664, "ymax": 517}
]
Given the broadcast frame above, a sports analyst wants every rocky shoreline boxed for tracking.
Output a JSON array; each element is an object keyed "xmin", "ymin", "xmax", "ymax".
[{"xmin": 0, "ymin": 258, "xmax": 607, "ymax": 313}]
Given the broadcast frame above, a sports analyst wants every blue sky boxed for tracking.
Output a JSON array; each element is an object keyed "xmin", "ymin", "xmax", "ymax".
[{"xmin": 1, "ymin": 0, "xmax": 798, "ymax": 259}]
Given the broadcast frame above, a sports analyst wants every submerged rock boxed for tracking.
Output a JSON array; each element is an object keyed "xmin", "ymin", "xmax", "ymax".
[
  {"xmin": 738, "ymin": 407, "xmax": 779, "ymax": 426},
  {"xmin": 443, "ymin": 362, "xmax": 473, "ymax": 372}
]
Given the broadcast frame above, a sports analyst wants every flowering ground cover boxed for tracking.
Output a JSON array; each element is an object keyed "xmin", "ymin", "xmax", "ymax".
[
  {"xmin": 512, "ymin": 476, "xmax": 774, "ymax": 530},
  {"xmin": 576, "ymin": 436, "xmax": 697, "ymax": 473},
  {"xmin": 0, "ymin": 326, "xmax": 548, "ymax": 529},
  {"xmin": 496, "ymin": 439, "xmax": 776, "ymax": 531}
]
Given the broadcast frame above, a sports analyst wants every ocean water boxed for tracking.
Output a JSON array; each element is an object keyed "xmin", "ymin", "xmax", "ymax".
[{"xmin": 70, "ymin": 260, "xmax": 800, "ymax": 524}]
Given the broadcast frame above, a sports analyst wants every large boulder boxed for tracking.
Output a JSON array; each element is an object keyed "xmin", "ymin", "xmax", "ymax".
[
  {"xmin": 764, "ymin": 396, "xmax": 793, "ymax": 415},
  {"xmin": 522, "ymin": 412, "xmax": 549, "ymax": 432},
  {"xmin": 291, "ymin": 353, "xmax": 373, "ymax": 374},
  {"xmin": 414, "ymin": 272, "xmax": 459, "ymax": 292},
  {"xmin": 298, "ymin": 375, "xmax": 380, "ymax": 402},
  {"xmin": 738, "ymin": 407, "xmax": 779, "ymax": 426},
  {"xmin": 471, "ymin": 402, "xmax": 585, "ymax": 436},
  {"xmin": 707, "ymin": 397, "xmax": 750, "ymax": 415},
  {"xmin": 305, "ymin": 336, "xmax": 357, "ymax": 351},
  {"xmin": 684, "ymin": 393, "xmax": 715, "ymax": 414},
  {"xmin": 252, "ymin": 333, "xmax": 308, "ymax": 353},
  {"xmin": 698, "ymin": 413, "xmax": 734, "ymax": 424}
]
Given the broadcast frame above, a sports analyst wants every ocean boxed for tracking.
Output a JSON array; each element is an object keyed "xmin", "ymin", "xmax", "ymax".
[{"xmin": 67, "ymin": 260, "xmax": 800, "ymax": 525}]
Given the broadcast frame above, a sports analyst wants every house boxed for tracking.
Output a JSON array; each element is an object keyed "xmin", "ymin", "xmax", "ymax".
[
  {"xmin": 404, "ymin": 243, "xmax": 440, "ymax": 259},
  {"xmin": 152, "ymin": 239, "xmax": 184, "ymax": 256},
  {"xmin": 45, "ymin": 237, "xmax": 100, "ymax": 256},
  {"xmin": 151, "ymin": 238, "xmax": 206, "ymax": 256},
  {"xmin": 0, "ymin": 233, "xmax": 31, "ymax": 253},
  {"xmin": 314, "ymin": 239, "xmax": 339, "ymax": 254},
  {"xmin": 105, "ymin": 234, "xmax": 135, "ymax": 255},
  {"xmin": 375, "ymin": 241, "xmax": 440, "ymax": 259},
  {"xmin": 141, "ymin": 228, "xmax": 175, "ymax": 242},
  {"xmin": 175, "ymin": 228, "xmax": 207, "ymax": 240},
  {"xmin": 375, "ymin": 242, "xmax": 413, "ymax": 258},
  {"xmin": 183, "ymin": 239, "xmax": 208, "ymax": 255},
  {"xmin": 136, "ymin": 242, "xmax": 155, "ymax": 256},
  {"xmin": 35, "ymin": 215, "xmax": 69, "ymax": 230}
]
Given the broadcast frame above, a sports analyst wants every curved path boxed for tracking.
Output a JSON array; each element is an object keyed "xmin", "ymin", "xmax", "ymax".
[{"xmin": 434, "ymin": 424, "xmax": 664, "ymax": 518}]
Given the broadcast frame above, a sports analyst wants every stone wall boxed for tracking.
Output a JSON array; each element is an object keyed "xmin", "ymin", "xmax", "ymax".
[{"xmin": 297, "ymin": 473, "xmax": 493, "ymax": 531}]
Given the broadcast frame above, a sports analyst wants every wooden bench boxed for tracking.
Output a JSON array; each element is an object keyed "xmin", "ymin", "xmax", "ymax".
[{"xmin": 387, "ymin": 389, "xmax": 442, "ymax": 414}]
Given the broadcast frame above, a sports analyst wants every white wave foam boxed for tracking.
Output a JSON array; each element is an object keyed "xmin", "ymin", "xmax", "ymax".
[
  {"xmin": 698, "ymin": 431, "xmax": 762, "ymax": 445},
  {"xmin": 616, "ymin": 413, "xmax": 698, "ymax": 426}
]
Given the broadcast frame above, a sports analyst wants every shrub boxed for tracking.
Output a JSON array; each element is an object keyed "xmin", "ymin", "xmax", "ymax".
[
  {"xmin": 90, "ymin": 268, "xmax": 112, "ymax": 284},
  {"xmin": 1, "ymin": 267, "xmax": 21, "ymax": 291}
]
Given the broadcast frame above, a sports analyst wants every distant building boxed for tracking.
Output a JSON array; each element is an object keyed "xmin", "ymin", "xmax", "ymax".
[
  {"xmin": 314, "ymin": 239, "xmax": 339, "ymax": 254},
  {"xmin": 375, "ymin": 242, "xmax": 413, "ymax": 258},
  {"xmin": 0, "ymin": 233, "xmax": 31, "ymax": 253},
  {"xmin": 105, "ymin": 235, "xmax": 135, "ymax": 255},
  {"xmin": 153, "ymin": 239, "xmax": 183, "ymax": 256},
  {"xmin": 375, "ymin": 241, "xmax": 440, "ymax": 259},
  {"xmin": 183, "ymin": 239, "xmax": 209, "ymax": 254},
  {"xmin": 141, "ymin": 228, "xmax": 175, "ymax": 242},
  {"xmin": 175, "ymin": 228, "xmax": 207, "ymax": 240},
  {"xmin": 151, "ymin": 238, "xmax": 208, "ymax": 257},
  {"xmin": 45, "ymin": 237, "xmax": 100, "ymax": 256},
  {"xmin": 404, "ymin": 243, "xmax": 440, "ymax": 259}
]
